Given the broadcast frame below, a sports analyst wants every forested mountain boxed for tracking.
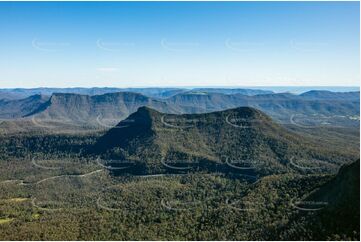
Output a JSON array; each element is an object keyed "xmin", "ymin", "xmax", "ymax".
[
  {"xmin": 23, "ymin": 92, "xmax": 175, "ymax": 124},
  {"xmin": 93, "ymin": 106, "xmax": 356, "ymax": 175},
  {"xmin": 166, "ymin": 91, "xmax": 360, "ymax": 119},
  {"xmin": 0, "ymin": 90, "xmax": 358, "ymax": 131},
  {"xmin": 279, "ymin": 160, "xmax": 360, "ymax": 240},
  {"xmin": 0, "ymin": 98, "xmax": 358, "ymax": 241}
]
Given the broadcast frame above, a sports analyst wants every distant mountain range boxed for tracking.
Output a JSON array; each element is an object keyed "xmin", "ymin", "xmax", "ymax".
[
  {"xmin": 0, "ymin": 87, "xmax": 273, "ymax": 100},
  {"xmin": 1, "ymin": 87, "xmax": 359, "ymax": 100},
  {"xmin": 24, "ymin": 92, "xmax": 172, "ymax": 123},
  {"xmin": 0, "ymin": 89, "xmax": 359, "ymax": 128},
  {"xmin": 92, "ymin": 106, "xmax": 355, "ymax": 175}
]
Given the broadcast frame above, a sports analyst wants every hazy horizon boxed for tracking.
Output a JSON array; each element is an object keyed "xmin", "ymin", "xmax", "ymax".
[{"xmin": 1, "ymin": 85, "xmax": 359, "ymax": 95}]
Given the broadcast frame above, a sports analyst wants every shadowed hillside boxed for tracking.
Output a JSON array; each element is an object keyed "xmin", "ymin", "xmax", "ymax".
[
  {"xmin": 93, "ymin": 106, "xmax": 356, "ymax": 175},
  {"xmin": 280, "ymin": 160, "xmax": 360, "ymax": 240}
]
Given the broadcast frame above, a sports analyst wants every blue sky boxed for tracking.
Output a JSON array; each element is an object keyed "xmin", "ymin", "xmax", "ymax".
[{"xmin": 0, "ymin": 1, "xmax": 359, "ymax": 88}]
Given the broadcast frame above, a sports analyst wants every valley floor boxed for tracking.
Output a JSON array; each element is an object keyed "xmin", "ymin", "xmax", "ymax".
[{"xmin": 0, "ymin": 158, "xmax": 334, "ymax": 240}]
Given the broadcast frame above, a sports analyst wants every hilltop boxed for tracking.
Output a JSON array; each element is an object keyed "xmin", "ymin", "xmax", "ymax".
[{"xmin": 93, "ymin": 106, "xmax": 356, "ymax": 175}]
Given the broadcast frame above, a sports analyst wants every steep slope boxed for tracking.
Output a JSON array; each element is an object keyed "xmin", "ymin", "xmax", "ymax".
[
  {"xmin": 94, "ymin": 106, "xmax": 355, "ymax": 175},
  {"xmin": 281, "ymin": 160, "xmax": 360, "ymax": 240},
  {"xmin": 0, "ymin": 95, "xmax": 49, "ymax": 119},
  {"xmin": 27, "ymin": 92, "xmax": 177, "ymax": 125},
  {"xmin": 307, "ymin": 160, "xmax": 359, "ymax": 206}
]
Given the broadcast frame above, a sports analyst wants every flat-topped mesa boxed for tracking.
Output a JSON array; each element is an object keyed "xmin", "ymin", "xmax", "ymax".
[
  {"xmin": 49, "ymin": 92, "xmax": 150, "ymax": 106},
  {"xmin": 25, "ymin": 92, "xmax": 170, "ymax": 123}
]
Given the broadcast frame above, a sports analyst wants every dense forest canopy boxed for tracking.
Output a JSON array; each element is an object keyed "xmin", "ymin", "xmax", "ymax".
[{"xmin": 0, "ymin": 105, "xmax": 359, "ymax": 240}]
